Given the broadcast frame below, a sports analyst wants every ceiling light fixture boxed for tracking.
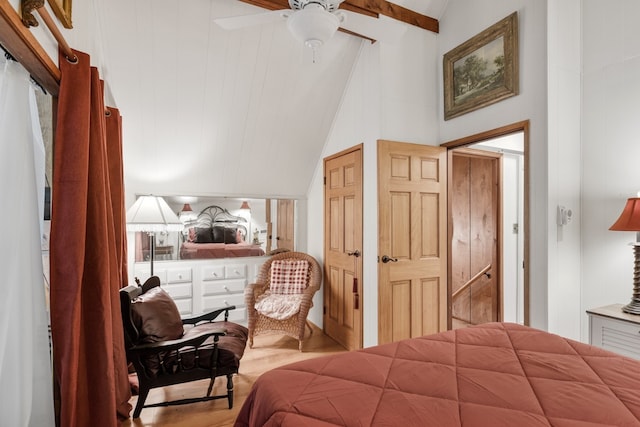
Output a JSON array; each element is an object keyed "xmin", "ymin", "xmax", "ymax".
[{"xmin": 286, "ymin": 3, "xmax": 344, "ymax": 62}]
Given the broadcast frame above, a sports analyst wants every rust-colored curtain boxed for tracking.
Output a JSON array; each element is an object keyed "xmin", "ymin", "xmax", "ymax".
[{"xmin": 50, "ymin": 50, "xmax": 131, "ymax": 426}]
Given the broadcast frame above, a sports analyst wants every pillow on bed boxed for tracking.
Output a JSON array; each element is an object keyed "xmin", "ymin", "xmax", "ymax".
[
  {"xmin": 224, "ymin": 227, "xmax": 238, "ymax": 243},
  {"xmin": 211, "ymin": 226, "xmax": 225, "ymax": 243},
  {"xmin": 269, "ymin": 260, "xmax": 309, "ymax": 294},
  {"xmin": 193, "ymin": 227, "xmax": 214, "ymax": 243},
  {"xmin": 212, "ymin": 226, "xmax": 238, "ymax": 243}
]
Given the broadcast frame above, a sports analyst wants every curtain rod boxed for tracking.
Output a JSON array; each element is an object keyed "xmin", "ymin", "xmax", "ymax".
[
  {"xmin": 22, "ymin": 0, "xmax": 77, "ymax": 63},
  {"xmin": 0, "ymin": 1, "xmax": 60, "ymax": 95}
]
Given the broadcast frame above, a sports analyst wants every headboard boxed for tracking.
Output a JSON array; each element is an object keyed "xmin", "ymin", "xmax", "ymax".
[{"xmin": 188, "ymin": 205, "xmax": 248, "ymax": 243}]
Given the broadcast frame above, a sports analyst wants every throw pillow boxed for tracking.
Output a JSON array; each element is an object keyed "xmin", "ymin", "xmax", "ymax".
[
  {"xmin": 194, "ymin": 227, "xmax": 214, "ymax": 243},
  {"xmin": 130, "ymin": 286, "xmax": 184, "ymax": 343},
  {"xmin": 269, "ymin": 259, "xmax": 309, "ymax": 295}
]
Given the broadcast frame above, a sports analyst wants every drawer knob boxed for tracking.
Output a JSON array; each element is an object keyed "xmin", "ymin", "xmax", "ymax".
[
  {"xmin": 178, "ymin": 274, "xmax": 183, "ymax": 279},
  {"xmin": 224, "ymin": 285, "xmax": 229, "ymax": 291},
  {"xmin": 224, "ymin": 300, "xmax": 229, "ymax": 306}
]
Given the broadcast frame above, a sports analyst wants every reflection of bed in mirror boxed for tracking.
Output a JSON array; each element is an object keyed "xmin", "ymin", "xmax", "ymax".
[{"xmin": 180, "ymin": 205, "xmax": 265, "ymax": 259}]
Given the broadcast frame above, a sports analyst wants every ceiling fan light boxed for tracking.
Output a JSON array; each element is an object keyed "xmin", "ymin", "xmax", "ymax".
[{"xmin": 287, "ymin": 7, "xmax": 340, "ymax": 47}]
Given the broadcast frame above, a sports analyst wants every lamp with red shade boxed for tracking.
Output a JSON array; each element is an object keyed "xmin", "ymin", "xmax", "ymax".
[{"xmin": 610, "ymin": 197, "xmax": 640, "ymax": 314}]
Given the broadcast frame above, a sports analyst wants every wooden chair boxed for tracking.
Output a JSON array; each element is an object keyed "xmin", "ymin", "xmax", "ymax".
[
  {"xmin": 245, "ymin": 252, "xmax": 322, "ymax": 351},
  {"xmin": 120, "ymin": 277, "xmax": 248, "ymax": 418}
]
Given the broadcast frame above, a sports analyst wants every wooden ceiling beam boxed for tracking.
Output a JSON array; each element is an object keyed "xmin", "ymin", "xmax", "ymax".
[
  {"xmin": 238, "ymin": 0, "xmax": 438, "ymax": 33},
  {"xmin": 239, "ymin": 0, "xmax": 378, "ymax": 17},
  {"xmin": 238, "ymin": 0, "xmax": 289, "ymax": 11},
  {"xmin": 344, "ymin": 0, "xmax": 439, "ymax": 33}
]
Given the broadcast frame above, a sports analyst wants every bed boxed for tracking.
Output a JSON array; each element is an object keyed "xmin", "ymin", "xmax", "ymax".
[
  {"xmin": 180, "ymin": 205, "xmax": 265, "ymax": 259},
  {"xmin": 180, "ymin": 241, "xmax": 265, "ymax": 259},
  {"xmin": 235, "ymin": 322, "xmax": 640, "ymax": 426}
]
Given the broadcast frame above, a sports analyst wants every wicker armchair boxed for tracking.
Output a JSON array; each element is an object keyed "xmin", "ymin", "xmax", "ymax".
[{"xmin": 245, "ymin": 252, "xmax": 322, "ymax": 351}]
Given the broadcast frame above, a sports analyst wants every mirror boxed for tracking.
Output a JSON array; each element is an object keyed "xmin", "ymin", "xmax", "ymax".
[{"xmin": 133, "ymin": 195, "xmax": 297, "ymax": 262}]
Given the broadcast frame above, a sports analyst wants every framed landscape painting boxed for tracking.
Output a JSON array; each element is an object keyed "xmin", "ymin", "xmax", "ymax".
[
  {"xmin": 443, "ymin": 12, "xmax": 518, "ymax": 120},
  {"xmin": 48, "ymin": 0, "xmax": 72, "ymax": 29}
]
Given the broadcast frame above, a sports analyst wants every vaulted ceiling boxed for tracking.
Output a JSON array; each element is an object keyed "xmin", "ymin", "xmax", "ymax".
[{"xmin": 97, "ymin": 0, "xmax": 448, "ymax": 200}]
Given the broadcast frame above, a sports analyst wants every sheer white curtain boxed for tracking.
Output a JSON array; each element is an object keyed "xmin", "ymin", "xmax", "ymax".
[{"xmin": 0, "ymin": 56, "xmax": 55, "ymax": 426}]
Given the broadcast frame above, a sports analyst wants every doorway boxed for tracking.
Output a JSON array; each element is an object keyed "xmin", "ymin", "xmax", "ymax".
[
  {"xmin": 442, "ymin": 121, "xmax": 529, "ymax": 327},
  {"xmin": 449, "ymin": 148, "xmax": 501, "ymax": 328}
]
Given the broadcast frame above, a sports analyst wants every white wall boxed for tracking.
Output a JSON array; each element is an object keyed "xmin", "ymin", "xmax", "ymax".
[
  {"xmin": 438, "ymin": 0, "xmax": 554, "ymax": 332},
  {"xmin": 581, "ymin": 0, "xmax": 640, "ymax": 338},
  {"xmin": 307, "ymin": 25, "xmax": 440, "ymax": 346},
  {"xmin": 547, "ymin": 0, "xmax": 582, "ymax": 339}
]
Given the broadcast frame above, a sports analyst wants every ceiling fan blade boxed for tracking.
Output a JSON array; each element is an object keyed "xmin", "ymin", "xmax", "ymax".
[
  {"xmin": 214, "ymin": 9, "xmax": 291, "ymax": 30},
  {"xmin": 340, "ymin": 10, "xmax": 407, "ymax": 43}
]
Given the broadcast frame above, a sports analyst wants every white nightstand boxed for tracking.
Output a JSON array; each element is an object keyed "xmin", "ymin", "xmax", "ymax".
[{"xmin": 587, "ymin": 303, "xmax": 640, "ymax": 360}]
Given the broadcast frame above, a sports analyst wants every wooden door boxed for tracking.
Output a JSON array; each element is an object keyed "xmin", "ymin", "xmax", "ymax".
[
  {"xmin": 323, "ymin": 145, "xmax": 363, "ymax": 350},
  {"xmin": 276, "ymin": 199, "xmax": 295, "ymax": 251},
  {"xmin": 377, "ymin": 140, "xmax": 447, "ymax": 344},
  {"xmin": 450, "ymin": 148, "xmax": 501, "ymax": 327},
  {"xmin": 265, "ymin": 199, "xmax": 272, "ymax": 253}
]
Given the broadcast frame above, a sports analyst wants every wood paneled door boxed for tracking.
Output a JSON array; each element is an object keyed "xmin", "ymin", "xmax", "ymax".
[
  {"xmin": 323, "ymin": 145, "xmax": 363, "ymax": 350},
  {"xmin": 276, "ymin": 199, "xmax": 295, "ymax": 251},
  {"xmin": 377, "ymin": 140, "xmax": 448, "ymax": 344},
  {"xmin": 449, "ymin": 148, "xmax": 501, "ymax": 328}
]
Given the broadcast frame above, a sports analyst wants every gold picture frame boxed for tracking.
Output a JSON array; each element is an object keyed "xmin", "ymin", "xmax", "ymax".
[
  {"xmin": 48, "ymin": 0, "xmax": 72, "ymax": 29},
  {"xmin": 443, "ymin": 12, "xmax": 518, "ymax": 120}
]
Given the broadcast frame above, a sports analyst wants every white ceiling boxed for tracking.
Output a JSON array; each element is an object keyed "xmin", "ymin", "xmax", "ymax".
[{"xmin": 97, "ymin": 0, "xmax": 448, "ymax": 199}]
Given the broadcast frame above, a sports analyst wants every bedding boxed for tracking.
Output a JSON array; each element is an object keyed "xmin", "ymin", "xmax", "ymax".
[
  {"xmin": 179, "ymin": 205, "xmax": 265, "ymax": 259},
  {"xmin": 179, "ymin": 241, "xmax": 265, "ymax": 259},
  {"xmin": 234, "ymin": 322, "xmax": 640, "ymax": 426}
]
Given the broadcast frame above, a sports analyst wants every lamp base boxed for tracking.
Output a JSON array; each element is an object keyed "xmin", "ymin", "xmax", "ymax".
[
  {"xmin": 623, "ymin": 244, "xmax": 640, "ymax": 315},
  {"xmin": 622, "ymin": 301, "xmax": 640, "ymax": 315}
]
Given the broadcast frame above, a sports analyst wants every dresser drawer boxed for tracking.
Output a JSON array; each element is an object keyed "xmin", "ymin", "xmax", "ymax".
[
  {"xmin": 201, "ymin": 280, "xmax": 245, "ymax": 296},
  {"xmin": 202, "ymin": 293, "xmax": 245, "ymax": 312},
  {"xmin": 225, "ymin": 264, "xmax": 246, "ymax": 279},
  {"xmin": 173, "ymin": 298, "xmax": 192, "ymax": 316},
  {"xmin": 591, "ymin": 315, "xmax": 640, "ymax": 359},
  {"xmin": 163, "ymin": 282, "xmax": 192, "ymax": 299},
  {"xmin": 167, "ymin": 268, "xmax": 191, "ymax": 283},
  {"xmin": 202, "ymin": 265, "xmax": 225, "ymax": 281}
]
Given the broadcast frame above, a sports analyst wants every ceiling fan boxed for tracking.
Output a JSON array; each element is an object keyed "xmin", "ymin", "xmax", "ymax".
[{"xmin": 214, "ymin": 0, "xmax": 407, "ymax": 52}]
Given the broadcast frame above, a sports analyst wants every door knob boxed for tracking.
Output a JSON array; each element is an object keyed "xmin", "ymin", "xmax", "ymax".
[
  {"xmin": 347, "ymin": 250, "xmax": 361, "ymax": 257},
  {"xmin": 381, "ymin": 255, "xmax": 398, "ymax": 263}
]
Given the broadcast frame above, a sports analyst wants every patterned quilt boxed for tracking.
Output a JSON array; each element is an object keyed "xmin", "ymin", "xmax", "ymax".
[{"xmin": 235, "ymin": 322, "xmax": 640, "ymax": 426}]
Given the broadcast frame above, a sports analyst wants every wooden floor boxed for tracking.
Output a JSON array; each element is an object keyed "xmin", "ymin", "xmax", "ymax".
[{"xmin": 122, "ymin": 325, "xmax": 346, "ymax": 427}]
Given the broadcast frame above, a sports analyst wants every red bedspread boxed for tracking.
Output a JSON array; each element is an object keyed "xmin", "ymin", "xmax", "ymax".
[
  {"xmin": 179, "ymin": 242, "xmax": 265, "ymax": 259},
  {"xmin": 235, "ymin": 322, "xmax": 640, "ymax": 426}
]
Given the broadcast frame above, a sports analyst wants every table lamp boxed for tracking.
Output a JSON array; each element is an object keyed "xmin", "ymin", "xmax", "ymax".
[
  {"xmin": 126, "ymin": 195, "xmax": 183, "ymax": 276},
  {"xmin": 610, "ymin": 197, "xmax": 640, "ymax": 314}
]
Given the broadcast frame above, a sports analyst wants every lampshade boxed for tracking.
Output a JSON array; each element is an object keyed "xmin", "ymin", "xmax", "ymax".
[
  {"xmin": 610, "ymin": 198, "xmax": 640, "ymax": 231},
  {"xmin": 610, "ymin": 196, "xmax": 640, "ymax": 315},
  {"xmin": 178, "ymin": 203, "xmax": 197, "ymax": 223},
  {"xmin": 240, "ymin": 201, "xmax": 251, "ymax": 210},
  {"xmin": 126, "ymin": 195, "xmax": 183, "ymax": 233},
  {"xmin": 287, "ymin": 4, "xmax": 341, "ymax": 49}
]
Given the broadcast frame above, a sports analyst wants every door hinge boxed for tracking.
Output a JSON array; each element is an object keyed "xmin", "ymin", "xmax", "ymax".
[
  {"xmin": 323, "ymin": 306, "xmax": 326, "ymax": 315},
  {"xmin": 323, "ymin": 176, "xmax": 326, "ymax": 185}
]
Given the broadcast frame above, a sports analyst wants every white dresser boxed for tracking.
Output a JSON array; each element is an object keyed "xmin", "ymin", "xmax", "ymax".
[
  {"xmin": 587, "ymin": 303, "xmax": 640, "ymax": 360},
  {"xmin": 133, "ymin": 256, "xmax": 267, "ymax": 325}
]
